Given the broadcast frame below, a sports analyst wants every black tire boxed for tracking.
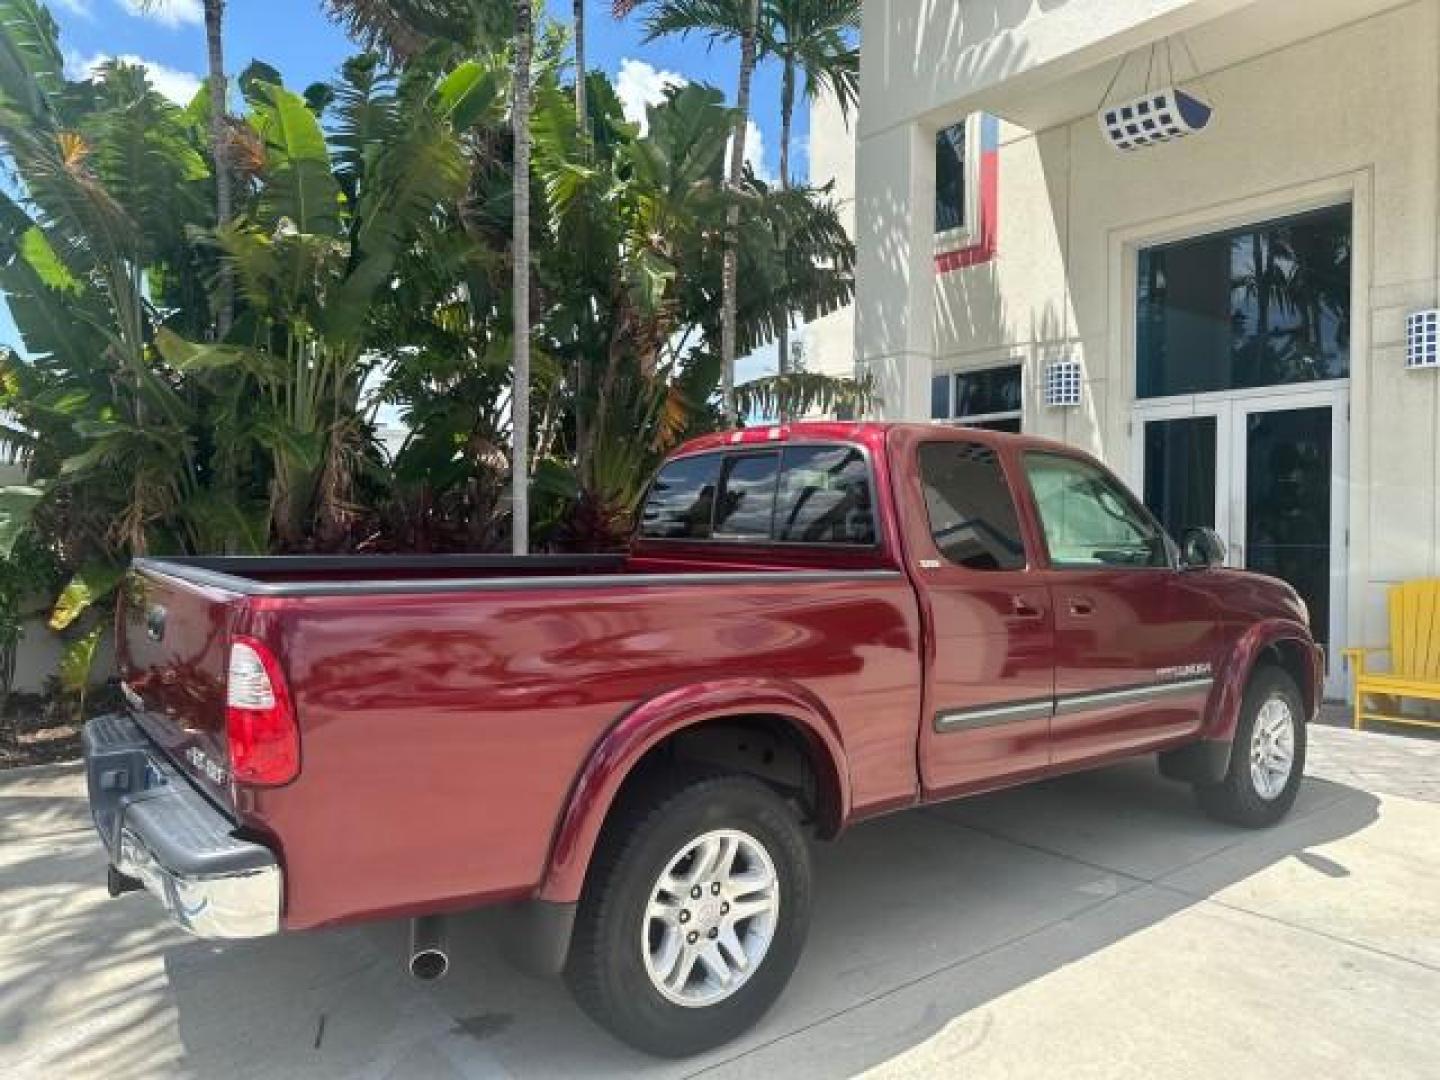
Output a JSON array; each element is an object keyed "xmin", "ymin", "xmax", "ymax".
[
  {"xmin": 1195, "ymin": 666, "xmax": 1307, "ymax": 827},
  {"xmin": 564, "ymin": 771, "xmax": 812, "ymax": 1057}
]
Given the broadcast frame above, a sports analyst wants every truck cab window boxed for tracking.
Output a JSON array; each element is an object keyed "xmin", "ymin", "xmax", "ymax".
[
  {"xmin": 918, "ymin": 442, "xmax": 1026, "ymax": 570},
  {"xmin": 775, "ymin": 446, "xmax": 875, "ymax": 545},
  {"xmin": 714, "ymin": 453, "xmax": 780, "ymax": 538},
  {"xmin": 1024, "ymin": 452, "xmax": 1169, "ymax": 568},
  {"xmin": 639, "ymin": 454, "xmax": 721, "ymax": 539}
]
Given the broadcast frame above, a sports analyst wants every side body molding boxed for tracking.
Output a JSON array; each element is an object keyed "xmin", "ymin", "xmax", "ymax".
[{"xmin": 537, "ymin": 678, "xmax": 851, "ymax": 904}]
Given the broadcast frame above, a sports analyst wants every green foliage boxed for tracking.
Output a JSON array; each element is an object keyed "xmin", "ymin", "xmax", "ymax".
[
  {"xmin": 0, "ymin": 3, "xmax": 862, "ymax": 694},
  {"xmin": 48, "ymin": 562, "xmax": 122, "ymax": 631}
]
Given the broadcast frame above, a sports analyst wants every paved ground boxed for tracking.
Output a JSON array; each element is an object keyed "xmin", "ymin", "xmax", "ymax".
[{"xmin": 3, "ymin": 724, "xmax": 1438, "ymax": 1079}]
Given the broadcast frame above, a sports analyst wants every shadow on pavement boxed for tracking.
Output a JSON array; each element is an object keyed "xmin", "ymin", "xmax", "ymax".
[{"xmin": 1, "ymin": 759, "xmax": 1381, "ymax": 1079}]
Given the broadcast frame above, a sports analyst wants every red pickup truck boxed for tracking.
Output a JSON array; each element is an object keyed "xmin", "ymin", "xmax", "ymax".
[{"xmin": 85, "ymin": 422, "xmax": 1320, "ymax": 1055}]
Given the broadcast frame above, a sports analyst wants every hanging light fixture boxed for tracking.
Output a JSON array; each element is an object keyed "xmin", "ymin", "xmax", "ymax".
[{"xmin": 1097, "ymin": 35, "xmax": 1213, "ymax": 153}]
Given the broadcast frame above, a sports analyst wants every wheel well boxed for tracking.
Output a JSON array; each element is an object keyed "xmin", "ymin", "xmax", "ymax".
[
  {"xmin": 614, "ymin": 715, "xmax": 842, "ymax": 839},
  {"xmin": 1257, "ymin": 640, "xmax": 1316, "ymax": 720}
]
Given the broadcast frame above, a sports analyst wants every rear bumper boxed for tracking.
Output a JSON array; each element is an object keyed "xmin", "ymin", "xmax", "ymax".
[{"xmin": 83, "ymin": 714, "xmax": 282, "ymax": 939}]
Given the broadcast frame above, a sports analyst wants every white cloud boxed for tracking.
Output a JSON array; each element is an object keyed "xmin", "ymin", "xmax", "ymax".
[
  {"xmin": 615, "ymin": 58, "xmax": 687, "ymax": 134},
  {"xmin": 724, "ymin": 118, "xmax": 770, "ymax": 182},
  {"xmin": 616, "ymin": 58, "xmax": 769, "ymax": 179},
  {"xmin": 118, "ymin": 0, "xmax": 202, "ymax": 28},
  {"xmin": 50, "ymin": 0, "xmax": 95, "ymax": 18},
  {"xmin": 65, "ymin": 49, "xmax": 203, "ymax": 104},
  {"xmin": 743, "ymin": 119, "xmax": 768, "ymax": 181}
]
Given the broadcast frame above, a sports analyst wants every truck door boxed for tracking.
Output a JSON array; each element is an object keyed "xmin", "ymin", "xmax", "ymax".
[
  {"xmin": 1018, "ymin": 450, "xmax": 1217, "ymax": 766},
  {"xmin": 902, "ymin": 435, "xmax": 1055, "ymax": 799}
]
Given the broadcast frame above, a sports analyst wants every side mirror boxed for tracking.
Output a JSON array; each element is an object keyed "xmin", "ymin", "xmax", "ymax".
[{"xmin": 1180, "ymin": 527, "xmax": 1226, "ymax": 569}]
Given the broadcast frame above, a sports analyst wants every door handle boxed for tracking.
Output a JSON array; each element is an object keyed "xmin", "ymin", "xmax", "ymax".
[
  {"xmin": 1067, "ymin": 596, "xmax": 1095, "ymax": 616},
  {"xmin": 1011, "ymin": 595, "xmax": 1042, "ymax": 619}
]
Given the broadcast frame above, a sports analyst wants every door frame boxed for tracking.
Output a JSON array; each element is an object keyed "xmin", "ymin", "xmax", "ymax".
[{"xmin": 1131, "ymin": 382, "xmax": 1350, "ymax": 695}]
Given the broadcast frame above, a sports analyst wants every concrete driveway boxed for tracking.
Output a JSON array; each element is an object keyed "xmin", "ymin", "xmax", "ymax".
[{"xmin": 3, "ymin": 724, "xmax": 1438, "ymax": 1079}]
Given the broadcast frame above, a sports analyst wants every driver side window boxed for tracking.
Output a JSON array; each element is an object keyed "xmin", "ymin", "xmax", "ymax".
[{"xmin": 1023, "ymin": 452, "xmax": 1169, "ymax": 568}]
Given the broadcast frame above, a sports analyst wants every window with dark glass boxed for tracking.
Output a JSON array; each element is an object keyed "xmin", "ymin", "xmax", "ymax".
[
  {"xmin": 931, "ymin": 364, "xmax": 1022, "ymax": 432},
  {"xmin": 919, "ymin": 442, "xmax": 1026, "ymax": 571},
  {"xmin": 935, "ymin": 121, "xmax": 967, "ymax": 235},
  {"xmin": 1024, "ymin": 452, "xmax": 1168, "ymax": 568},
  {"xmin": 713, "ymin": 452, "xmax": 780, "ymax": 538},
  {"xmin": 930, "ymin": 374, "xmax": 952, "ymax": 421},
  {"xmin": 1143, "ymin": 416, "xmax": 1216, "ymax": 541},
  {"xmin": 641, "ymin": 445, "xmax": 876, "ymax": 546},
  {"xmin": 1136, "ymin": 204, "xmax": 1351, "ymax": 398},
  {"xmin": 639, "ymin": 454, "xmax": 720, "ymax": 539},
  {"xmin": 774, "ymin": 445, "xmax": 875, "ymax": 545}
]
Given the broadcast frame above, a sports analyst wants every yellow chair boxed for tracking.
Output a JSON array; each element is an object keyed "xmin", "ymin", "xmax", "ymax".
[{"xmin": 1344, "ymin": 579, "xmax": 1440, "ymax": 732}]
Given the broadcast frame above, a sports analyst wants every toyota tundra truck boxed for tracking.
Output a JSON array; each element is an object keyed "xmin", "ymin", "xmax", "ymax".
[{"xmin": 83, "ymin": 422, "xmax": 1320, "ymax": 1056}]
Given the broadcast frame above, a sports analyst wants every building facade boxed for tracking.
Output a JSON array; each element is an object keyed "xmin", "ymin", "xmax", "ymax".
[{"xmin": 838, "ymin": 0, "xmax": 1440, "ymax": 697}]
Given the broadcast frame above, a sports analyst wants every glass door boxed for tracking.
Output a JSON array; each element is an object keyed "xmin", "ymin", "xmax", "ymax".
[
  {"xmin": 1230, "ymin": 390, "xmax": 1348, "ymax": 688},
  {"xmin": 1134, "ymin": 386, "xmax": 1348, "ymax": 694},
  {"xmin": 1131, "ymin": 399, "xmax": 1232, "ymax": 564}
]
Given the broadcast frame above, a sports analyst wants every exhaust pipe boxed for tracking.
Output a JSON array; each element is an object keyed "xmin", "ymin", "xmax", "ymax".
[{"xmin": 408, "ymin": 915, "xmax": 449, "ymax": 981}]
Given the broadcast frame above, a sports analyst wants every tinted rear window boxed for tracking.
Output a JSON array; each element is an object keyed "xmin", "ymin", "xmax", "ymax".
[
  {"xmin": 714, "ymin": 453, "xmax": 780, "ymax": 538},
  {"xmin": 775, "ymin": 446, "xmax": 875, "ymax": 545},
  {"xmin": 639, "ymin": 444, "xmax": 876, "ymax": 546},
  {"xmin": 919, "ymin": 441, "xmax": 1026, "ymax": 570},
  {"xmin": 639, "ymin": 454, "xmax": 721, "ymax": 539}
]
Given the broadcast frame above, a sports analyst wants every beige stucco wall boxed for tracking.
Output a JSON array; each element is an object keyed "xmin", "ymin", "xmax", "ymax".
[
  {"xmin": 856, "ymin": 0, "xmax": 1261, "ymax": 140},
  {"xmin": 855, "ymin": 0, "xmax": 1440, "ymax": 675}
]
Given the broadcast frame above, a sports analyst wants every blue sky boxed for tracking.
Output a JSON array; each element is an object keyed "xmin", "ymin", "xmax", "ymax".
[{"xmin": 5, "ymin": 0, "xmax": 816, "ymax": 380}]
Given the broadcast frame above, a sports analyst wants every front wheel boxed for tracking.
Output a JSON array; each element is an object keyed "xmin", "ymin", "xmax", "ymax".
[
  {"xmin": 565, "ymin": 772, "xmax": 813, "ymax": 1057},
  {"xmin": 1195, "ymin": 666, "xmax": 1307, "ymax": 827}
]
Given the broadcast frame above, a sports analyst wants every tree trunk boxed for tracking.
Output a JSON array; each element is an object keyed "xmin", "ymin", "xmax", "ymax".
[
  {"xmin": 573, "ymin": 0, "xmax": 586, "ymax": 139},
  {"xmin": 720, "ymin": 0, "xmax": 761, "ymax": 427},
  {"xmin": 573, "ymin": 0, "xmax": 589, "ymax": 475},
  {"xmin": 205, "ymin": 0, "xmax": 233, "ymax": 339},
  {"xmin": 512, "ymin": 0, "xmax": 533, "ymax": 554},
  {"xmin": 776, "ymin": 55, "xmax": 794, "ymax": 388}
]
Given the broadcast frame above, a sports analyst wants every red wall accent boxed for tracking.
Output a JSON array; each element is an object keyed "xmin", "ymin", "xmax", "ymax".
[{"xmin": 934, "ymin": 147, "xmax": 999, "ymax": 273}]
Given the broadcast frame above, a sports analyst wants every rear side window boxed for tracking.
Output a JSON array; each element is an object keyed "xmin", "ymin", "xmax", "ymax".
[
  {"xmin": 714, "ymin": 453, "xmax": 780, "ymax": 538},
  {"xmin": 639, "ymin": 454, "xmax": 721, "ymax": 539},
  {"xmin": 918, "ymin": 441, "xmax": 1026, "ymax": 570},
  {"xmin": 639, "ymin": 443, "xmax": 877, "ymax": 546},
  {"xmin": 774, "ymin": 445, "xmax": 875, "ymax": 544}
]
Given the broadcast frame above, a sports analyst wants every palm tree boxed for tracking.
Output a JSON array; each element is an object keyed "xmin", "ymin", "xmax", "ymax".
[
  {"xmin": 763, "ymin": 0, "xmax": 858, "ymax": 377},
  {"xmin": 616, "ymin": 0, "xmax": 761, "ymax": 426},
  {"xmin": 573, "ymin": 0, "xmax": 587, "ymax": 138},
  {"xmin": 511, "ymin": 0, "xmax": 533, "ymax": 553},
  {"xmin": 203, "ymin": 0, "xmax": 233, "ymax": 337},
  {"xmin": 138, "ymin": 0, "xmax": 234, "ymax": 336}
]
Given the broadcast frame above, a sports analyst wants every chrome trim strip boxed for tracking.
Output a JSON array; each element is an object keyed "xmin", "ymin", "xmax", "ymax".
[
  {"xmin": 1054, "ymin": 676, "xmax": 1214, "ymax": 715},
  {"xmin": 933, "ymin": 676, "xmax": 1214, "ymax": 735},
  {"xmin": 934, "ymin": 698, "xmax": 1054, "ymax": 733}
]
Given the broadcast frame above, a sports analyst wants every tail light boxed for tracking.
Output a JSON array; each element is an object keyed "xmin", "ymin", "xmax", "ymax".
[{"xmin": 226, "ymin": 636, "xmax": 299, "ymax": 786}]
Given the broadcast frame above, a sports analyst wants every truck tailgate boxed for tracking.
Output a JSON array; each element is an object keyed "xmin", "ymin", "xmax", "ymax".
[{"xmin": 118, "ymin": 566, "xmax": 240, "ymax": 813}]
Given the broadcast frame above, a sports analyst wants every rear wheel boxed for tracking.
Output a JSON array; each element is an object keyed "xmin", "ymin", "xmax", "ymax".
[
  {"xmin": 1195, "ymin": 666, "xmax": 1306, "ymax": 827},
  {"xmin": 565, "ymin": 772, "xmax": 812, "ymax": 1057}
]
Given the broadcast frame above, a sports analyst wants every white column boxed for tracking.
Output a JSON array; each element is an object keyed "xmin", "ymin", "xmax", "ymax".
[{"xmin": 854, "ymin": 120, "xmax": 936, "ymax": 421}]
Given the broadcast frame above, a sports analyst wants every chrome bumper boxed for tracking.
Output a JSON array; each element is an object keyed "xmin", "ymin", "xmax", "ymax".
[{"xmin": 83, "ymin": 714, "xmax": 282, "ymax": 939}]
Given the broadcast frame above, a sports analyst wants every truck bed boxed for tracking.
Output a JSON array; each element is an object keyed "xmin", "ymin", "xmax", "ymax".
[{"xmin": 119, "ymin": 552, "xmax": 923, "ymax": 928}]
